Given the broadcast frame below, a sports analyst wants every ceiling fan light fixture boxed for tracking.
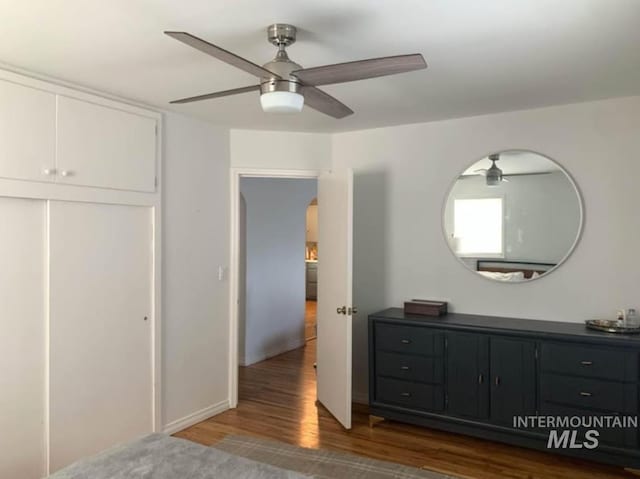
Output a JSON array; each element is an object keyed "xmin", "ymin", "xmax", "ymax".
[{"xmin": 260, "ymin": 91, "xmax": 304, "ymax": 113}]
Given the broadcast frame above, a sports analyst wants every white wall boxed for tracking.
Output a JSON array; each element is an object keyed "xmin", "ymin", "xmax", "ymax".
[
  {"xmin": 332, "ymin": 96, "xmax": 640, "ymax": 398},
  {"xmin": 162, "ymin": 112, "xmax": 230, "ymax": 431},
  {"xmin": 230, "ymin": 129, "xmax": 331, "ymax": 170},
  {"xmin": 240, "ymin": 178, "xmax": 317, "ymax": 365}
]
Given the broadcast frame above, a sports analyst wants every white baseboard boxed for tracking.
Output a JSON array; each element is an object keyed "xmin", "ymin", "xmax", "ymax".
[
  {"xmin": 241, "ymin": 338, "xmax": 307, "ymax": 366},
  {"xmin": 162, "ymin": 399, "xmax": 230, "ymax": 435}
]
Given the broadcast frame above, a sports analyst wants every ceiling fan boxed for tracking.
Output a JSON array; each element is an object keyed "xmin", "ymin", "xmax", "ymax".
[
  {"xmin": 164, "ymin": 24, "xmax": 427, "ymax": 118},
  {"xmin": 475, "ymin": 153, "xmax": 508, "ymax": 186}
]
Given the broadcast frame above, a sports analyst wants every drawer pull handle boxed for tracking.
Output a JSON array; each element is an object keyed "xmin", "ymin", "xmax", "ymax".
[
  {"xmin": 580, "ymin": 391, "xmax": 593, "ymax": 397},
  {"xmin": 495, "ymin": 376, "xmax": 501, "ymax": 386},
  {"xmin": 401, "ymin": 339, "xmax": 411, "ymax": 344},
  {"xmin": 580, "ymin": 361, "xmax": 593, "ymax": 366},
  {"xmin": 400, "ymin": 366, "xmax": 410, "ymax": 371},
  {"xmin": 478, "ymin": 374, "xmax": 484, "ymax": 384},
  {"xmin": 400, "ymin": 392, "xmax": 412, "ymax": 397}
]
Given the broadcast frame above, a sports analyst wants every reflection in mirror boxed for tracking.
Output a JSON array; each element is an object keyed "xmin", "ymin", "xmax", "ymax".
[{"xmin": 444, "ymin": 150, "xmax": 582, "ymax": 282}]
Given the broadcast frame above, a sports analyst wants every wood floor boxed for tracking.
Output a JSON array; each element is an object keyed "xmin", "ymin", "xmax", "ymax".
[
  {"xmin": 305, "ymin": 300, "xmax": 316, "ymax": 340},
  {"xmin": 175, "ymin": 341, "xmax": 636, "ymax": 479}
]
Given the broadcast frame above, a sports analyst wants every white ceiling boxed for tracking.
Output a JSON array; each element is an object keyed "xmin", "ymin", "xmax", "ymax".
[{"xmin": 1, "ymin": 0, "xmax": 639, "ymax": 133}]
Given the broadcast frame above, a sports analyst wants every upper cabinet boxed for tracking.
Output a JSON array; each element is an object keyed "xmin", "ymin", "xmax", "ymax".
[
  {"xmin": 0, "ymin": 80, "xmax": 56, "ymax": 182},
  {"xmin": 57, "ymin": 96, "xmax": 157, "ymax": 192},
  {"xmin": 0, "ymin": 71, "xmax": 158, "ymax": 193}
]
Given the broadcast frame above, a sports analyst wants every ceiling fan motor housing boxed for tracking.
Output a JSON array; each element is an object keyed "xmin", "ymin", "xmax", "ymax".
[{"xmin": 261, "ymin": 24, "xmax": 303, "ymax": 96}]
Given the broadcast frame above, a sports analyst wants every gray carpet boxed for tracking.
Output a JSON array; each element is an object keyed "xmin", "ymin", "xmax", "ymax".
[
  {"xmin": 213, "ymin": 435, "xmax": 458, "ymax": 479},
  {"xmin": 48, "ymin": 433, "xmax": 312, "ymax": 479}
]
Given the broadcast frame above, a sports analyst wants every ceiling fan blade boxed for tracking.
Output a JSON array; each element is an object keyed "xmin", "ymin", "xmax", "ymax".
[
  {"xmin": 164, "ymin": 31, "xmax": 279, "ymax": 79},
  {"xmin": 292, "ymin": 54, "xmax": 426, "ymax": 86},
  {"xmin": 303, "ymin": 87, "xmax": 354, "ymax": 119},
  {"xmin": 170, "ymin": 85, "xmax": 259, "ymax": 104}
]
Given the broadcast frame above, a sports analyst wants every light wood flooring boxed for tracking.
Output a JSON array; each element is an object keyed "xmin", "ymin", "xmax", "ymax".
[
  {"xmin": 174, "ymin": 341, "xmax": 636, "ymax": 479},
  {"xmin": 305, "ymin": 300, "xmax": 316, "ymax": 341}
]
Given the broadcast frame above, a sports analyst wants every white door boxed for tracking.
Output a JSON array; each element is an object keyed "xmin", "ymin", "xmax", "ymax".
[
  {"xmin": 317, "ymin": 168, "xmax": 354, "ymax": 429},
  {"xmin": 56, "ymin": 96, "xmax": 157, "ymax": 192},
  {"xmin": 49, "ymin": 201, "xmax": 153, "ymax": 472},
  {"xmin": 0, "ymin": 198, "xmax": 46, "ymax": 479},
  {"xmin": 0, "ymin": 80, "xmax": 56, "ymax": 182}
]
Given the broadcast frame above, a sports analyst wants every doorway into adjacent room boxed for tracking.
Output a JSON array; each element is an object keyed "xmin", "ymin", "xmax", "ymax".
[{"xmin": 236, "ymin": 176, "xmax": 319, "ymax": 424}]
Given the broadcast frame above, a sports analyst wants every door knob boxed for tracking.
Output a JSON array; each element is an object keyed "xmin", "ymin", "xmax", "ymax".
[{"xmin": 336, "ymin": 306, "xmax": 347, "ymax": 315}]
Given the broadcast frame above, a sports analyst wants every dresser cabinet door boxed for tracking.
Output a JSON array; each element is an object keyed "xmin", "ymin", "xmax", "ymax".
[
  {"xmin": 0, "ymin": 80, "xmax": 56, "ymax": 182},
  {"xmin": 490, "ymin": 337, "xmax": 537, "ymax": 426},
  {"xmin": 57, "ymin": 96, "xmax": 157, "ymax": 192},
  {"xmin": 446, "ymin": 332, "xmax": 489, "ymax": 419}
]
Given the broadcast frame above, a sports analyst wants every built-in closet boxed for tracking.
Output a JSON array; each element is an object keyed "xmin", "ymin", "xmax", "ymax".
[{"xmin": 0, "ymin": 69, "xmax": 160, "ymax": 478}]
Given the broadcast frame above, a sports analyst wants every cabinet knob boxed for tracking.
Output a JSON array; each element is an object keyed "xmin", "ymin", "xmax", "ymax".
[
  {"xmin": 400, "ymin": 365, "xmax": 410, "ymax": 371},
  {"xmin": 580, "ymin": 360, "xmax": 593, "ymax": 366},
  {"xmin": 401, "ymin": 339, "xmax": 411, "ymax": 344},
  {"xmin": 43, "ymin": 168, "xmax": 56, "ymax": 176},
  {"xmin": 580, "ymin": 391, "xmax": 593, "ymax": 397},
  {"xmin": 495, "ymin": 376, "xmax": 501, "ymax": 386},
  {"xmin": 336, "ymin": 306, "xmax": 347, "ymax": 315},
  {"xmin": 60, "ymin": 170, "xmax": 72, "ymax": 177},
  {"xmin": 400, "ymin": 392, "xmax": 412, "ymax": 397}
]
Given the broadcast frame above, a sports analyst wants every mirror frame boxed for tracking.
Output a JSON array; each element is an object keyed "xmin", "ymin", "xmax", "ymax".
[{"xmin": 441, "ymin": 149, "xmax": 584, "ymax": 283}]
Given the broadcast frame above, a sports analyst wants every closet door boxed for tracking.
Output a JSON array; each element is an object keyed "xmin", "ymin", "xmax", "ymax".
[
  {"xmin": 0, "ymin": 80, "xmax": 56, "ymax": 182},
  {"xmin": 49, "ymin": 201, "xmax": 153, "ymax": 472},
  {"xmin": 57, "ymin": 96, "xmax": 157, "ymax": 192},
  {"xmin": 0, "ymin": 198, "xmax": 46, "ymax": 479}
]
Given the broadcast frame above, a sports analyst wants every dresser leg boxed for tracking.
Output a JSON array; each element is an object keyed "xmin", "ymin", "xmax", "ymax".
[{"xmin": 369, "ymin": 415, "xmax": 385, "ymax": 428}]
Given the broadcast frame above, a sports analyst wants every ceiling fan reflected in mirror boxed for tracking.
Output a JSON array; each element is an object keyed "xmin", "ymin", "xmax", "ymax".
[
  {"xmin": 164, "ymin": 24, "xmax": 427, "ymax": 118},
  {"xmin": 475, "ymin": 153, "xmax": 508, "ymax": 186}
]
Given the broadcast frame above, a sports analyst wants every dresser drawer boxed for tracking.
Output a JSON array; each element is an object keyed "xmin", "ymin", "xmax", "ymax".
[
  {"xmin": 539, "ymin": 402, "xmax": 638, "ymax": 449},
  {"xmin": 540, "ymin": 373, "xmax": 638, "ymax": 413},
  {"xmin": 375, "ymin": 376, "xmax": 444, "ymax": 412},
  {"xmin": 375, "ymin": 351, "xmax": 444, "ymax": 384},
  {"xmin": 540, "ymin": 342, "xmax": 638, "ymax": 382},
  {"xmin": 374, "ymin": 323, "xmax": 444, "ymax": 356}
]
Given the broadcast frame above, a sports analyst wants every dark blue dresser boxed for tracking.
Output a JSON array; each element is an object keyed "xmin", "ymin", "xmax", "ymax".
[{"xmin": 369, "ymin": 308, "xmax": 640, "ymax": 468}]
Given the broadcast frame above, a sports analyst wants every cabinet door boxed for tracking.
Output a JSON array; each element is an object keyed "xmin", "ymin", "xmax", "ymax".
[
  {"xmin": 0, "ymin": 198, "xmax": 46, "ymax": 479},
  {"xmin": 0, "ymin": 80, "xmax": 56, "ymax": 182},
  {"xmin": 306, "ymin": 204, "xmax": 318, "ymax": 242},
  {"xmin": 446, "ymin": 332, "xmax": 489, "ymax": 419},
  {"xmin": 57, "ymin": 96, "xmax": 156, "ymax": 192},
  {"xmin": 49, "ymin": 201, "xmax": 153, "ymax": 472},
  {"xmin": 490, "ymin": 337, "xmax": 536, "ymax": 426}
]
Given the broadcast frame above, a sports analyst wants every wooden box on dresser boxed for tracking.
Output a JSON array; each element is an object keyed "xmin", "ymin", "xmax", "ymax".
[{"xmin": 369, "ymin": 308, "xmax": 640, "ymax": 469}]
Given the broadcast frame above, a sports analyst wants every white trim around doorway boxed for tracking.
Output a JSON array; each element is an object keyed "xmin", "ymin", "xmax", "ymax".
[{"xmin": 228, "ymin": 168, "xmax": 322, "ymax": 408}]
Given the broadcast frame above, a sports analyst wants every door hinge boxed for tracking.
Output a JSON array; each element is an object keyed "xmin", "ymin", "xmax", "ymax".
[
  {"xmin": 444, "ymin": 337, "xmax": 448, "ymax": 350},
  {"xmin": 445, "ymin": 393, "xmax": 449, "ymax": 409},
  {"xmin": 534, "ymin": 346, "xmax": 539, "ymax": 360},
  {"xmin": 155, "ymin": 124, "xmax": 158, "ymax": 136},
  {"xmin": 154, "ymin": 176, "xmax": 158, "ymax": 188}
]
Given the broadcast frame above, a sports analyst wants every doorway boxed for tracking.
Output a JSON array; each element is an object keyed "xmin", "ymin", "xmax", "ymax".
[
  {"xmin": 305, "ymin": 197, "xmax": 318, "ymax": 342},
  {"xmin": 232, "ymin": 171, "xmax": 321, "ymax": 425},
  {"xmin": 229, "ymin": 167, "xmax": 354, "ymax": 430}
]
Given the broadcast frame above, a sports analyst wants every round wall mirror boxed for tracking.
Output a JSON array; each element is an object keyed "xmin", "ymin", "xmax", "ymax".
[{"xmin": 443, "ymin": 150, "xmax": 583, "ymax": 282}]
